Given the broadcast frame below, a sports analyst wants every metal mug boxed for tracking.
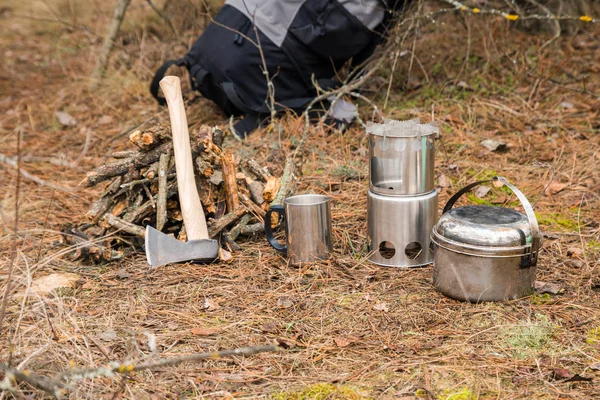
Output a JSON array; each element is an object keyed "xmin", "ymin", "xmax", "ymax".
[{"xmin": 264, "ymin": 194, "xmax": 332, "ymax": 264}]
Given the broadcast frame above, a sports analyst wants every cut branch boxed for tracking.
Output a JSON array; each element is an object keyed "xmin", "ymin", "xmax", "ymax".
[
  {"xmin": 103, "ymin": 214, "xmax": 145, "ymax": 238},
  {"xmin": 221, "ymin": 152, "xmax": 240, "ymax": 213},
  {"xmin": 156, "ymin": 153, "xmax": 170, "ymax": 231},
  {"xmin": 0, "ymin": 345, "xmax": 279, "ymax": 399}
]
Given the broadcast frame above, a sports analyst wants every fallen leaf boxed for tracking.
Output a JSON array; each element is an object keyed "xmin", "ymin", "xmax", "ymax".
[
  {"xmin": 563, "ymin": 374, "xmax": 593, "ymax": 383},
  {"xmin": 415, "ymin": 337, "xmax": 443, "ymax": 351},
  {"xmin": 535, "ymin": 281, "xmax": 564, "ymax": 295},
  {"xmin": 475, "ymin": 186, "xmax": 491, "ymax": 198},
  {"xmin": 407, "ymin": 77, "xmax": 422, "ymax": 90},
  {"xmin": 55, "ymin": 111, "xmax": 77, "ymax": 126},
  {"xmin": 276, "ymin": 297, "xmax": 294, "ymax": 309},
  {"xmin": 545, "ymin": 182, "xmax": 567, "ymax": 195},
  {"xmin": 352, "ymin": 146, "xmax": 368, "ymax": 157},
  {"xmin": 551, "ymin": 368, "xmax": 572, "ymax": 379},
  {"xmin": 18, "ymin": 273, "xmax": 80, "ymax": 297},
  {"xmin": 492, "ymin": 180, "xmax": 505, "ymax": 188},
  {"xmin": 115, "ymin": 270, "xmax": 131, "ymax": 280},
  {"xmin": 190, "ymin": 327, "xmax": 218, "ymax": 336},
  {"xmin": 589, "ymin": 363, "xmax": 600, "ymax": 371},
  {"xmin": 538, "ymin": 354, "xmax": 551, "ymax": 367},
  {"xmin": 559, "ymin": 101, "xmax": 574, "ymax": 109},
  {"xmin": 218, "ymin": 247, "xmax": 232, "ymax": 263},
  {"xmin": 209, "ymin": 170, "xmax": 223, "ymax": 185},
  {"xmin": 87, "ymin": 307, "xmax": 105, "ymax": 316},
  {"xmin": 276, "ymin": 338, "xmax": 295, "ymax": 349},
  {"xmin": 261, "ymin": 322, "xmax": 278, "ymax": 333},
  {"xmin": 481, "ymin": 139, "xmax": 507, "ymax": 152},
  {"xmin": 373, "ymin": 302, "xmax": 389, "ymax": 312},
  {"xmin": 81, "ymin": 281, "xmax": 95, "ymax": 290},
  {"xmin": 550, "ymin": 367, "xmax": 593, "ymax": 382},
  {"xmin": 448, "ymin": 164, "xmax": 458, "ymax": 171},
  {"xmin": 566, "ymin": 247, "xmax": 583, "ymax": 258},
  {"xmin": 145, "ymin": 332, "xmax": 157, "ymax": 352},
  {"xmin": 334, "ymin": 336, "xmax": 357, "ymax": 348},
  {"xmin": 75, "ymin": 103, "xmax": 90, "ymax": 113},
  {"xmin": 98, "ymin": 330, "xmax": 117, "ymax": 342},
  {"xmin": 438, "ymin": 174, "xmax": 451, "ymax": 188},
  {"xmin": 203, "ymin": 298, "xmax": 219, "ymax": 311},
  {"xmin": 167, "ymin": 322, "xmax": 179, "ymax": 330},
  {"xmin": 97, "ymin": 115, "xmax": 113, "ymax": 125},
  {"xmin": 456, "ymin": 81, "xmax": 471, "ymax": 90}
]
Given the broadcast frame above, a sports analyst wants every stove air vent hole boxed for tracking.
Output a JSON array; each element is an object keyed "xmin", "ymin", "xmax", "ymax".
[
  {"xmin": 378, "ymin": 241, "xmax": 395, "ymax": 259},
  {"xmin": 405, "ymin": 242, "xmax": 423, "ymax": 260}
]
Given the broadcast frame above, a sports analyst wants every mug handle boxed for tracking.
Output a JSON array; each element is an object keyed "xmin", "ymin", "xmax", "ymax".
[
  {"xmin": 264, "ymin": 205, "xmax": 287, "ymax": 255},
  {"xmin": 442, "ymin": 176, "xmax": 541, "ymax": 267}
]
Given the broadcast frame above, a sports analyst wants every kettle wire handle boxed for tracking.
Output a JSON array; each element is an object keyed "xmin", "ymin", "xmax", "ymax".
[{"xmin": 442, "ymin": 176, "xmax": 541, "ymax": 266}]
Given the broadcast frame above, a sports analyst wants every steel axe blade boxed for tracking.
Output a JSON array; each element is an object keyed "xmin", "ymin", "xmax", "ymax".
[{"xmin": 145, "ymin": 226, "xmax": 219, "ymax": 268}]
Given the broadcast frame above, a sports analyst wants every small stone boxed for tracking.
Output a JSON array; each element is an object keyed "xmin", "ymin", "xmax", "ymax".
[
  {"xmin": 571, "ymin": 260, "xmax": 585, "ymax": 268},
  {"xmin": 55, "ymin": 111, "xmax": 77, "ymax": 127},
  {"xmin": 481, "ymin": 139, "xmax": 507, "ymax": 152}
]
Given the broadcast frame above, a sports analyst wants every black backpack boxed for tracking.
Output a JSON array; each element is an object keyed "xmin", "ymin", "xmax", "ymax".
[{"xmin": 151, "ymin": 0, "xmax": 409, "ymax": 137}]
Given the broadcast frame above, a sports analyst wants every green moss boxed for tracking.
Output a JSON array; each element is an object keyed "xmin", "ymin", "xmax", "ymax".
[
  {"xmin": 535, "ymin": 212, "xmax": 578, "ymax": 231},
  {"xmin": 585, "ymin": 327, "xmax": 600, "ymax": 344},
  {"xmin": 432, "ymin": 62, "xmax": 444, "ymax": 76},
  {"xmin": 415, "ymin": 389, "xmax": 428, "ymax": 398},
  {"xmin": 437, "ymin": 388, "xmax": 476, "ymax": 400},
  {"xmin": 332, "ymin": 163, "xmax": 365, "ymax": 180},
  {"xmin": 272, "ymin": 383, "xmax": 368, "ymax": 400},
  {"xmin": 530, "ymin": 293, "xmax": 552, "ymax": 305},
  {"xmin": 465, "ymin": 193, "xmax": 495, "ymax": 206},
  {"xmin": 466, "ymin": 169, "xmax": 498, "ymax": 180},
  {"xmin": 500, "ymin": 314, "xmax": 554, "ymax": 359},
  {"xmin": 587, "ymin": 240, "xmax": 600, "ymax": 251}
]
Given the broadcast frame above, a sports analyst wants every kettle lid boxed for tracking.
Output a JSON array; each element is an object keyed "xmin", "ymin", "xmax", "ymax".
[{"xmin": 435, "ymin": 205, "xmax": 533, "ymax": 248}]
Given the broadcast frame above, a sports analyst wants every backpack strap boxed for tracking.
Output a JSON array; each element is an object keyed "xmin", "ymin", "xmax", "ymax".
[{"xmin": 150, "ymin": 58, "xmax": 186, "ymax": 106}]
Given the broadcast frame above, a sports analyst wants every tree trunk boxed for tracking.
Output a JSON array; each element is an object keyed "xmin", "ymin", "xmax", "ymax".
[{"xmin": 90, "ymin": 0, "xmax": 132, "ymax": 89}]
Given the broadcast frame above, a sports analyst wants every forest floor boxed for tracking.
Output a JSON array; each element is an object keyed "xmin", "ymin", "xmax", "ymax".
[{"xmin": 1, "ymin": 0, "xmax": 599, "ymax": 399}]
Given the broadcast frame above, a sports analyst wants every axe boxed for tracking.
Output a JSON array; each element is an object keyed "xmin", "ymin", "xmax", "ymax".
[{"xmin": 145, "ymin": 76, "xmax": 219, "ymax": 267}]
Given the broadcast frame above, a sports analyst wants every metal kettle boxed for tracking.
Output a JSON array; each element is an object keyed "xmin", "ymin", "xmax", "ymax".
[{"xmin": 431, "ymin": 176, "xmax": 542, "ymax": 302}]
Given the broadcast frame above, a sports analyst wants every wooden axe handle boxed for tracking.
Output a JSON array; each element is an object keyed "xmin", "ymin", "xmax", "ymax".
[{"xmin": 159, "ymin": 76, "xmax": 209, "ymax": 240}]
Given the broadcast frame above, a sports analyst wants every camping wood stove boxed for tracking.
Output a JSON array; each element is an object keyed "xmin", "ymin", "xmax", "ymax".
[{"xmin": 366, "ymin": 120, "xmax": 439, "ymax": 267}]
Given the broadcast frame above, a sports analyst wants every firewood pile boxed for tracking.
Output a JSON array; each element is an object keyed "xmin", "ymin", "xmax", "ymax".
[{"xmin": 63, "ymin": 123, "xmax": 290, "ymax": 263}]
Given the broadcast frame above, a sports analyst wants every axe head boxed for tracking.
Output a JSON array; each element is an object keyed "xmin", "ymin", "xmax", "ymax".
[{"xmin": 145, "ymin": 225, "xmax": 219, "ymax": 268}]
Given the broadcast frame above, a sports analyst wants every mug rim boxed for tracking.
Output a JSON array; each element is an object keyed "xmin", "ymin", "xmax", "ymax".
[{"xmin": 284, "ymin": 194, "xmax": 330, "ymax": 206}]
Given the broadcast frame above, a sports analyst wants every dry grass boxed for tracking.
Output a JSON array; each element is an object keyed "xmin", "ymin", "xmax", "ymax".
[{"xmin": 1, "ymin": 0, "xmax": 599, "ymax": 399}]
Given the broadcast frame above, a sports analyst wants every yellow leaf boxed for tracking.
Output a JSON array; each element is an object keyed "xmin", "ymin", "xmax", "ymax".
[
  {"xmin": 580, "ymin": 16, "xmax": 592, "ymax": 22},
  {"xmin": 473, "ymin": 8, "xmax": 480, "ymax": 13},
  {"xmin": 505, "ymin": 14, "xmax": 519, "ymax": 21}
]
